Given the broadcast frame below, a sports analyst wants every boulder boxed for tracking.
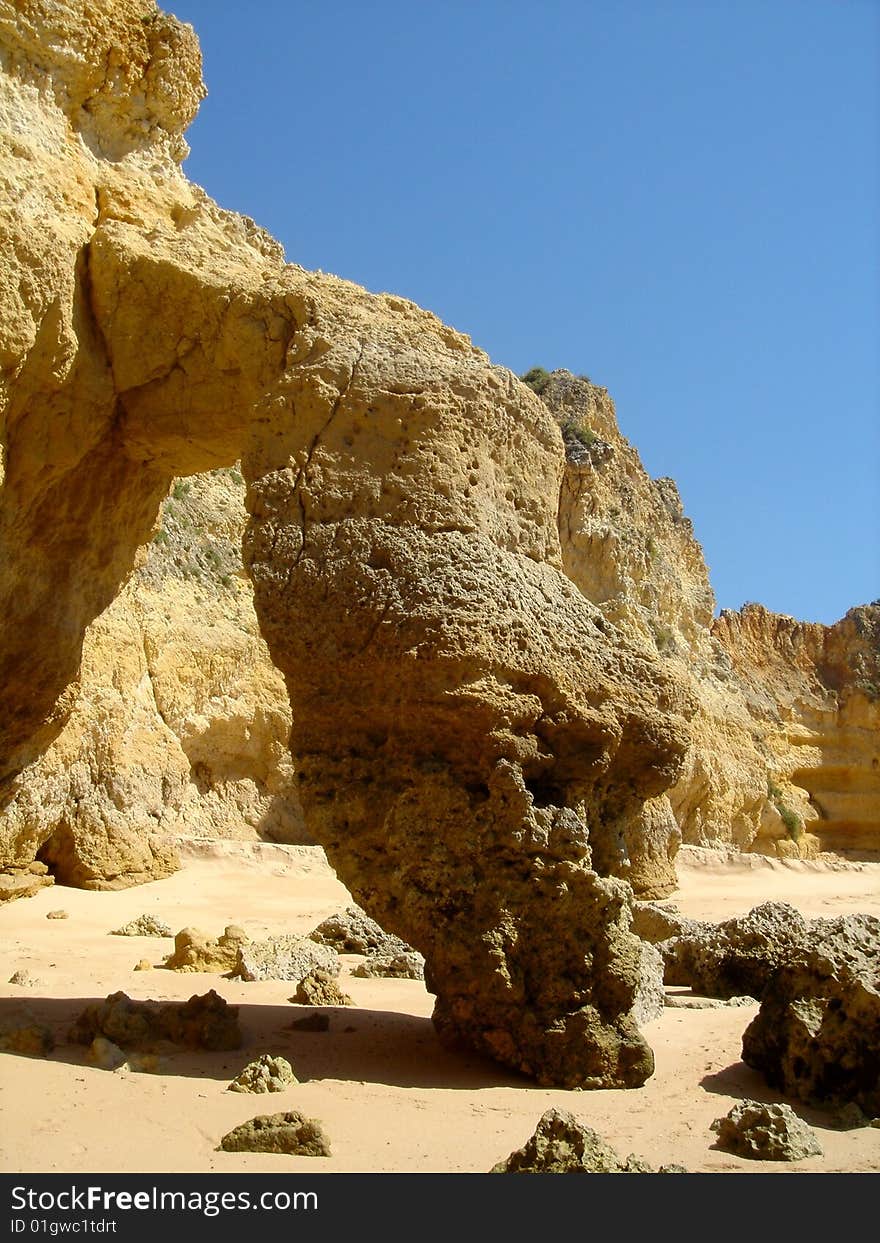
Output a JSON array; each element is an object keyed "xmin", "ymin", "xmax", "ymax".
[
  {"xmin": 233, "ymin": 936, "xmax": 338, "ymax": 984},
  {"xmin": 309, "ymin": 906, "xmax": 411, "ymax": 957},
  {"xmin": 69, "ymin": 989, "xmax": 241, "ymax": 1052},
  {"xmin": 660, "ymin": 902, "xmax": 811, "ymax": 999},
  {"xmin": 162, "ymin": 926, "xmax": 247, "ymax": 973},
  {"xmin": 218, "ymin": 1112, "xmax": 330, "ymax": 1157},
  {"xmin": 711, "ymin": 1101, "xmax": 822, "ymax": 1161},
  {"xmin": 490, "ymin": 1108, "xmax": 683, "ymax": 1173},
  {"xmin": 741, "ymin": 913, "xmax": 880, "ymax": 1114},
  {"xmin": 292, "ymin": 970, "xmax": 353, "ymax": 1007},
  {"xmin": 227, "ymin": 1054, "xmax": 298, "ymax": 1093}
]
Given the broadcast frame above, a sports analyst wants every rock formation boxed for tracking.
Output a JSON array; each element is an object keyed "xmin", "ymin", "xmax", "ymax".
[
  {"xmin": 69, "ymin": 989, "xmax": 242, "ymax": 1051},
  {"xmin": 227, "ymin": 1054, "xmax": 298, "ymax": 1094},
  {"xmin": 0, "ymin": 1, "xmax": 696, "ymax": 1088},
  {"xmin": 162, "ymin": 925, "xmax": 247, "ymax": 974},
  {"xmin": 711, "ymin": 1101, "xmax": 822, "ymax": 1162},
  {"xmin": 293, "ymin": 969, "xmax": 353, "ymax": 1007},
  {"xmin": 0, "ymin": 466, "xmax": 306, "ymax": 890},
  {"xmin": 660, "ymin": 901, "xmax": 811, "ymax": 999},
  {"xmin": 540, "ymin": 369, "xmax": 880, "ymax": 863},
  {"xmin": 741, "ymin": 913, "xmax": 880, "ymax": 1114},
  {"xmin": 218, "ymin": 1112, "xmax": 331, "ymax": 1157},
  {"xmin": 309, "ymin": 905, "xmax": 412, "ymax": 957},
  {"xmin": 233, "ymin": 936, "xmax": 339, "ymax": 985},
  {"xmin": 490, "ymin": 1108, "xmax": 683, "ymax": 1173}
]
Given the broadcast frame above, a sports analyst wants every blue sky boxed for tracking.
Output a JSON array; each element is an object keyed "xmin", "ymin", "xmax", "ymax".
[{"xmin": 168, "ymin": 1, "xmax": 878, "ymax": 624}]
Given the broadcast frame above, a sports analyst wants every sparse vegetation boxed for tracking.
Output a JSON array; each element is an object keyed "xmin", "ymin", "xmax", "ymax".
[
  {"xmin": 767, "ymin": 778, "xmax": 804, "ymax": 841},
  {"xmin": 172, "ymin": 480, "xmax": 192, "ymax": 500},
  {"xmin": 521, "ymin": 367, "xmax": 551, "ymax": 396},
  {"xmin": 559, "ymin": 417, "xmax": 598, "ymax": 448}
]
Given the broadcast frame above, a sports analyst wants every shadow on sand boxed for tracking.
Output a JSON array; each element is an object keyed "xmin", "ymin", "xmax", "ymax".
[{"xmin": 0, "ymin": 994, "xmax": 529, "ymax": 1091}]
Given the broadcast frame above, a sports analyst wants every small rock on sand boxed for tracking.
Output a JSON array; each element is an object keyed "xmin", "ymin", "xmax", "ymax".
[
  {"xmin": 227, "ymin": 1054, "xmax": 298, "ymax": 1094},
  {"xmin": 111, "ymin": 915, "xmax": 172, "ymax": 938},
  {"xmin": 218, "ymin": 1111, "xmax": 330, "ymax": 1157},
  {"xmin": 8, "ymin": 969, "xmax": 41, "ymax": 987},
  {"xmin": 292, "ymin": 969, "xmax": 353, "ymax": 1007},
  {"xmin": 711, "ymin": 1101, "xmax": 822, "ymax": 1161},
  {"xmin": 46, "ymin": 910, "xmax": 68, "ymax": 920}
]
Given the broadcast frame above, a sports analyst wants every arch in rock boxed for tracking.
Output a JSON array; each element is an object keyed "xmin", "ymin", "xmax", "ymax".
[{"xmin": 0, "ymin": 0, "xmax": 693, "ymax": 1087}]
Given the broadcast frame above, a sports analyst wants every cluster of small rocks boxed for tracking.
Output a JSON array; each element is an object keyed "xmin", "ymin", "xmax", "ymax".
[
  {"xmin": 69, "ymin": 989, "xmax": 241, "ymax": 1052},
  {"xmin": 111, "ymin": 914, "xmax": 172, "ymax": 938}
]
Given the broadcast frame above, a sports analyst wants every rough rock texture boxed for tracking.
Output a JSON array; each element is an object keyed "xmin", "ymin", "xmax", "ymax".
[
  {"xmin": 309, "ymin": 906, "xmax": 411, "ymax": 957},
  {"xmin": 543, "ymin": 370, "xmax": 880, "ymax": 862},
  {"xmin": 233, "ymin": 936, "xmax": 338, "ymax": 985},
  {"xmin": 351, "ymin": 951, "xmax": 425, "ymax": 981},
  {"xmin": 711, "ymin": 1101, "xmax": 822, "ymax": 1162},
  {"xmin": 0, "ymin": 1022, "xmax": 54, "ymax": 1056},
  {"xmin": 218, "ymin": 1112, "xmax": 330, "ymax": 1157},
  {"xmin": 0, "ymin": 0, "xmax": 701, "ymax": 1089},
  {"xmin": 660, "ymin": 902, "xmax": 811, "ymax": 999},
  {"xmin": 490, "ymin": 1108, "xmax": 678, "ymax": 1173},
  {"xmin": 293, "ymin": 969, "xmax": 353, "ymax": 1007},
  {"xmin": 0, "ymin": 468, "xmax": 307, "ymax": 890},
  {"xmin": 69, "ymin": 989, "xmax": 242, "ymax": 1051},
  {"xmin": 111, "ymin": 914, "xmax": 172, "ymax": 937},
  {"xmin": 162, "ymin": 925, "xmax": 247, "ymax": 973},
  {"xmin": 630, "ymin": 900, "xmax": 709, "ymax": 945},
  {"xmin": 742, "ymin": 914, "xmax": 880, "ymax": 1114},
  {"xmin": 87, "ymin": 1036, "xmax": 127, "ymax": 1071},
  {"xmin": 227, "ymin": 1054, "xmax": 297, "ymax": 1093},
  {"xmin": 631, "ymin": 941, "xmax": 665, "ymax": 1025}
]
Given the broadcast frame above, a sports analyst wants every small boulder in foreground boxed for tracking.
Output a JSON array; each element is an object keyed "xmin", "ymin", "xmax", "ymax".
[
  {"xmin": 218, "ymin": 1111, "xmax": 330, "ymax": 1157},
  {"xmin": 228, "ymin": 1054, "xmax": 298, "ymax": 1094},
  {"xmin": 491, "ymin": 1108, "xmax": 685, "ymax": 1173},
  {"xmin": 711, "ymin": 1100, "xmax": 822, "ymax": 1161}
]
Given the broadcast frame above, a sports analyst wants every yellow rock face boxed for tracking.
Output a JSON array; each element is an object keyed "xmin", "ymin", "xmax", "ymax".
[
  {"xmin": 545, "ymin": 371, "xmax": 879, "ymax": 863},
  {"xmin": 0, "ymin": 1, "xmax": 695, "ymax": 1086}
]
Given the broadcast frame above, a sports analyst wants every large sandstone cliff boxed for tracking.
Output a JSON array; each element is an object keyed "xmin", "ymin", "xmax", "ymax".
[
  {"xmin": 0, "ymin": 0, "xmax": 696, "ymax": 1087},
  {"xmin": 539, "ymin": 369, "xmax": 879, "ymax": 863},
  {"xmin": 0, "ymin": 466, "xmax": 305, "ymax": 890}
]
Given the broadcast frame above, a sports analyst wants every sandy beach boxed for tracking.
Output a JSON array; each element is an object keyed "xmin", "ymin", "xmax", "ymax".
[{"xmin": 1, "ymin": 841, "xmax": 878, "ymax": 1176}]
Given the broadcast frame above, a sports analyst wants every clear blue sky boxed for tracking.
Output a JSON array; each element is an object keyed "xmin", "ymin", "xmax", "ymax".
[{"xmin": 168, "ymin": 0, "xmax": 878, "ymax": 624}]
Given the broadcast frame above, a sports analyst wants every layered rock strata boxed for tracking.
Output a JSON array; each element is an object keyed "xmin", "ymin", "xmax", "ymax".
[{"xmin": 543, "ymin": 370, "xmax": 879, "ymax": 861}]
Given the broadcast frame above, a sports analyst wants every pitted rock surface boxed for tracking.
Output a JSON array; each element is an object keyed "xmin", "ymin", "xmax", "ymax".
[
  {"xmin": 0, "ymin": 0, "xmax": 695, "ymax": 1088},
  {"xmin": 742, "ymin": 913, "xmax": 880, "ymax": 1114},
  {"xmin": 711, "ymin": 1101, "xmax": 822, "ymax": 1162}
]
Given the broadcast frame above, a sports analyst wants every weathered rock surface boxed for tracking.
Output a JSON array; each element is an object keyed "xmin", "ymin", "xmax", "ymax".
[
  {"xmin": 0, "ymin": 1022, "xmax": 54, "ymax": 1056},
  {"xmin": 0, "ymin": 0, "xmax": 701, "ymax": 1089},
  {"xmin": 111, "ymin": 914, "xmax": 172, "ymax": 938},
  {"xmin": 227, "ymin": 1054, "xmax": 298, "ymax": 1093},
  {"xmin": 711, "ymin": 1101, "xmax": 822, "ymax": 1162},
  {"xmin": 218, "ymin": 1112, "xmax": 330, "ymax": 1157},
  {"xmin": 162, "ymin": 925, "xmax": 247, "ymax": 974},
  {"xmin": 233, "ymin": 936, "xmax": 338, "ymax": 984},
  {"xmin": 69, "ymin": 989, "xmax": 241, "ymax": 1051},
  {"xmin": 309, "ymin": 906, "xmax": 411, "ymax": 957},
  {"xmin": 351, "ymin": 952, "xmax": 425, "ymax": 981},
  {"xmin": 543, "ymin": 370, "xmax": 880, "ymax": 862},
  {"xmin": 742, "ymin": 914, "xmax": 880, "ymax": 1114},
  {"xmin": 293, "ymin": 969, "xmax": 353, "ymax": 1007},
  {"xmin": 630, "ymin": 941, "xmax": 665, "ymax": 1025},
  {"xmin": 87, "ymin": 1036, "xmax": 127, "ymax": 1071},
  {"xmin": 490, "ymin": 1108, "xmax": 681, "ymax": 1173},
  {"xmin": 660, "ymin": 902, "xmax": 811, "ymax": 999}
]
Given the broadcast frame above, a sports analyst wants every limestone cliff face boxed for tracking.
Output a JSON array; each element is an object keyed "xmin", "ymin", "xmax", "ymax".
[
  {"xmin": 0, "ymin": 1, "xmax": 696, "ymax": 1086},
  {"xmin": 0, "ymin": 467, "xmax": 306, "ymax": 889},
  {"xmin": 544, "ymin": 370, "xmax": 879, "ymax": 861},
  {"xmin": 712, "ymin": 603, "xmax": 880, "ymax": 857}
]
